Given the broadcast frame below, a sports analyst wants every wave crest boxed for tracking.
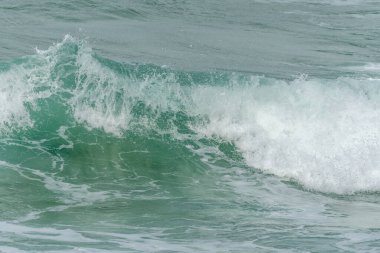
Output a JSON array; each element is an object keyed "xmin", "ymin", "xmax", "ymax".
[{"xmin": 0, "ymin": 35, "xmax": 379, "ymax": 194}]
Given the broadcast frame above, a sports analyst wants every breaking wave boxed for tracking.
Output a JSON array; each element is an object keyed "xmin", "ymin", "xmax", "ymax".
[{"xmin": 0, "ymin": 35, "xmax": 379, "ymax": 194}]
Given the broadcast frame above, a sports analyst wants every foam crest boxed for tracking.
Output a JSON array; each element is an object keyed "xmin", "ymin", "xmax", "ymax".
[
  {"xmin": 0, "ymin": 36, "xmax": 73, "ymax": 132},
  {"xmin": 0, "ymin": 35, "xmax": 189, "ymax": 135},
  {"xmin": 0, "ymin": 67, "xmax": 33, "ymax": 130},
  {"xmin": 190, "ymin": 76, "xmax": 380, "ymax": 193},
  {"xmin": 70, "ymin": 46, "xmax": 190, "ymax": 135},
  {"xmin": 0, "ymin": 59, "xmax": 55, "ymax": 132},
  {"xmin": 70, "ymin": 46, "xmax": 131, "ymax": 134}
]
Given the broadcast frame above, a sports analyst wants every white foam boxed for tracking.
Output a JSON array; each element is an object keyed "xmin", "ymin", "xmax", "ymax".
[
  {"xmin": 0, "ymin": 66, "xmax": 35, "ymax": 131},
  {"xmin": 69, "ymin": 44, "xmax": 189, "ymax": 135},
  {"xmin": 0, "ymin": 221, "xmax": 97, "ymax": 243},
  {"xmin": 0, "ymin": 36, "xmax": 65, "ymax": 132},
  {"xmin": 190, "ymin": 76, "xmax": 380, "ymax": 194},
  {"xmin": 348, "ymin": 63, "xmax": 380, "ymax": 72},
  {"xmin": 32, "ymin": 170, "xmax": 110, "ymax": 205}
]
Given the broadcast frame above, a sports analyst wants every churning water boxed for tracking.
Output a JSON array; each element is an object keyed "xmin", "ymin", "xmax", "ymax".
[{"xmin": 0, "ymin": 1, "xmax": 379, "ymax": 252}]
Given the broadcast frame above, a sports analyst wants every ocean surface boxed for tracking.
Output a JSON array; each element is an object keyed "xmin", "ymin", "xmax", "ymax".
[{"xmin": 0, "ymin": 0, "xmax": 379, "ymax": 252}]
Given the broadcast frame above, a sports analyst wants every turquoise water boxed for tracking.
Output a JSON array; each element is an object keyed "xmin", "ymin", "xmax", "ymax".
[{"xmin": 0, "ymin": 1, "xmax": 380, "ymax": 252}]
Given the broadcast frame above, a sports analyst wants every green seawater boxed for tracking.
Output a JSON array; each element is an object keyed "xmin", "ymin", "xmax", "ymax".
[{"xmin": 0, "ymin": 1, "xmax": 380, "ymax": 252}]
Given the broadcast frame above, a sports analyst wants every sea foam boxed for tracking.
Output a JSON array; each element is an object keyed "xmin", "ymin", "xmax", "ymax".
[{"xmin": 190, "ymin": 76, "xmax": 380, "ymax": 194}]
